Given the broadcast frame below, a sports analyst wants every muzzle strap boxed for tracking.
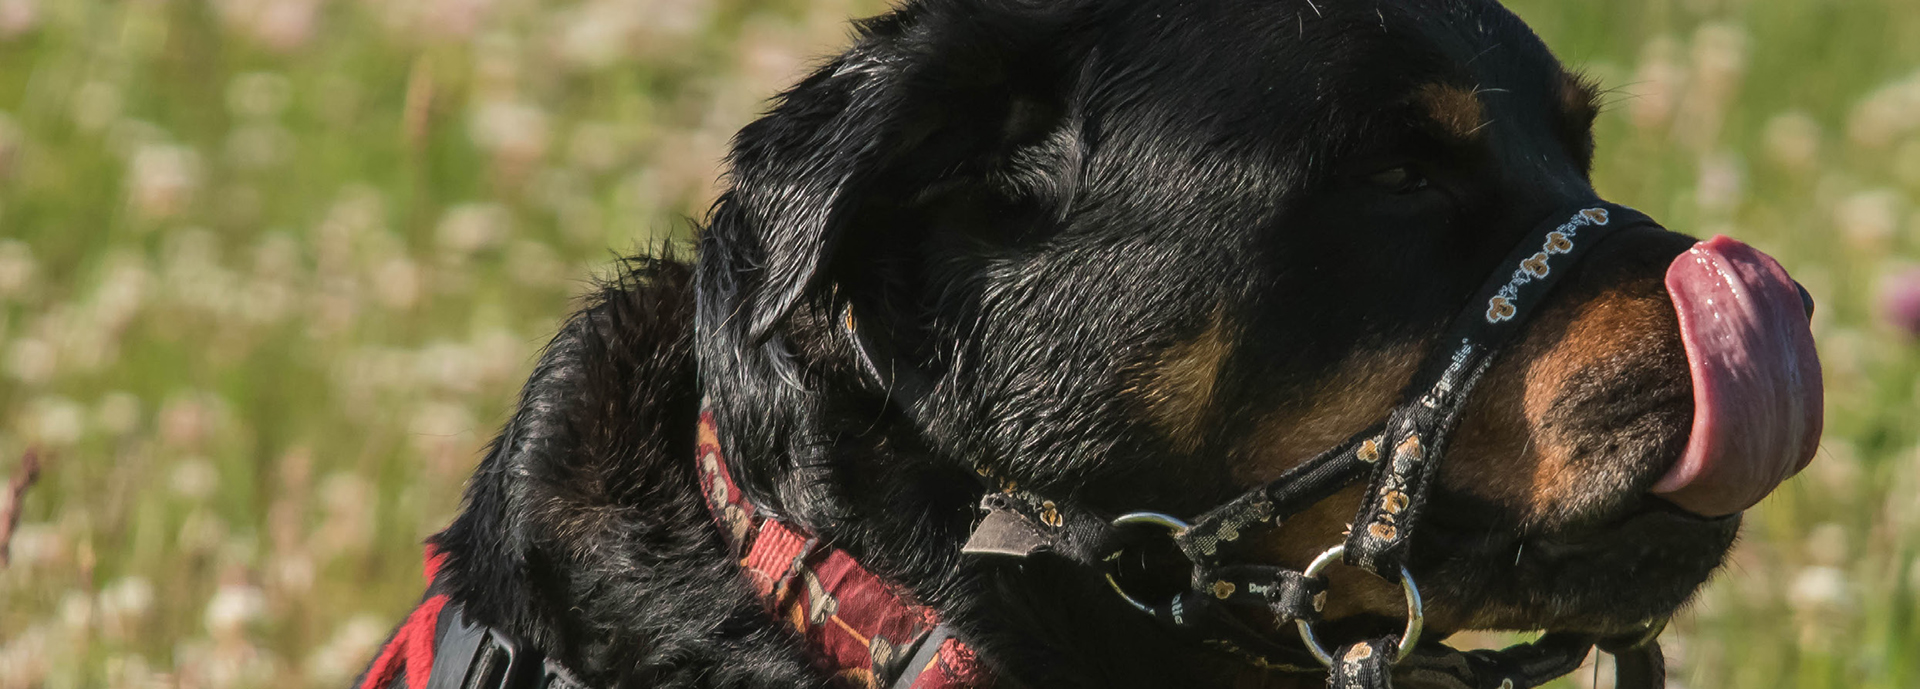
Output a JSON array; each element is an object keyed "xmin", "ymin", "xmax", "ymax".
[{"xmin": 1344, "ymin": 203, "xmax": 1659, "ymax": 577}]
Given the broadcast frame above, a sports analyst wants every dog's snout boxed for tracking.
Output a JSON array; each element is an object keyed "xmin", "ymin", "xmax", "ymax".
[{"xmin": 1796, "ymin": 281, "xmax": 1816, "ymax": 317}]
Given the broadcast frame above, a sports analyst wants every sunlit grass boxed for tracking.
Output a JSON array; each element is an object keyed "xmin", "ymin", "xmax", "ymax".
[{"xmin": 1, "ymin": 1, "xmax": 1915, "ymax": 687}]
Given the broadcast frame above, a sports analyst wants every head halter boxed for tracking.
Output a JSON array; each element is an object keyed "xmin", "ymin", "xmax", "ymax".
[{"xmin": 844, "ymin": 202, "xmax": 1672, "ymax": 689}]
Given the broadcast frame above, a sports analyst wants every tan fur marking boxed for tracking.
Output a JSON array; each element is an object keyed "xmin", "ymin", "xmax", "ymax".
[
  {"xmin": 1134, "ymin": 312, "xmax": 1234, "ymax": 453},
  {"xmin": 1559, "ymin": 71, "xmax": 1602, "ymax": 129},
  {"xmin": 1236, "ymin": 342, "xmax": 1427, "ymax": 483},
  {"xmin": 1417, "ymin": 83, "xmax": 1488, "ymax": 141}
]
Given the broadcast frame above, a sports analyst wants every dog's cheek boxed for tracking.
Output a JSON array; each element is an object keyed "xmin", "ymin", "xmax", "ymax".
[
  {"xmin": 1226, "ymin": 345, "xmax": 1435, "ymax": 622},
  {"xmin": 1229, "ymin": 342, "xmax": 1427, "ymax": 484},
  {"xmin": 1128, "ymin": 312, "xmax": 1236, "ymax": 454}
]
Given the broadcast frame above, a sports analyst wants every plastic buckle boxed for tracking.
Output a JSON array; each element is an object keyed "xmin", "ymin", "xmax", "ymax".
[{"xmin": 427, "ymin": 606, "xmax": 546, "ymax": 689}]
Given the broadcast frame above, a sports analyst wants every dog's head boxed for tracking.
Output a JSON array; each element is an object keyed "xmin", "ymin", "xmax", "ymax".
[{"xmin": 696, "ymin": 0, "xmax": 1821, "ymax": 674}]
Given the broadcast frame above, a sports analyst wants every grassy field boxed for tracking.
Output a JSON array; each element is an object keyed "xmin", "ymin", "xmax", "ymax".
[{"xmin": 1, "ymin": 0, "xmax": 1917, "ymax": 687}]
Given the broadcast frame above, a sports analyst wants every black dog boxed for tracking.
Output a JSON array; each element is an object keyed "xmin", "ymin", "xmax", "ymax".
[{"xmin": 357, "ymin": 0, "xmax": 1823, "ymax": 687}]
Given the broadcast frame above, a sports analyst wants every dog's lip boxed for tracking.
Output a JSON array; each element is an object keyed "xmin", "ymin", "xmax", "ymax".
[
  {"xmin": 1516, "ymin": 498, "xmax": 1735, "ymax": 557},
  {"xmin": 1409, "ymin": 498, "xmax": 1735, "ymax": 635},
  {"xmin": 1418, "ymin": 495, "xmax": 1732, "ymax": 559}
]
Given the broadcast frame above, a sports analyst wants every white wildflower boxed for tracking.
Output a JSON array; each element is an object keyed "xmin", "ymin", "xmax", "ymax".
[
  {"xmin": 23, "ymin": 396, "xmax": 85, "ymax": 446},
  {"xmin": 58, "ymin": 590, "xmax": 93, "ymax": 633},
  {"xmin": 95, "ymin": 391, "xmax": 143, "ymax": 436},
  {"xmin": 371, "ymin": 256, "xmax": 421, "ymax": 310},
  {"xmin": 469, "ymin": 100, "xmax": 550, "ymax": 164},
  {"xmin": 435, "ymin": 202, "xmax": 509, "ymax": 255},
  {"xmin": 204, "ymin": 583, "xmax": 267, "ymax": 641},
  {"xmin": 1787, "ymin": 565, "xmax": 1852, "ymax": 615},
  {"xmin": 1695, "ymin": 153, "xmax": 1744, "ymax": 215},
  {"xmin": 1628, "ymin": 37, "xmax": 1686, "ymax": 131},
  {"xmin": 1835, "ymin": 189, "xmax": 1904, "ymax": 249},
  {"xmin": 170, "ymin": 458, "xmax": 220, "ymax": 501},
  {"xmin": 127, "ymin": 143, "xmax": 202, "ymax": 219},
  {"xmin": 0, "ymin": 0, "xmax": 38, "ymax": 38},
  {"xmin": 1804, "ymin": 522, "xmax": 1849, "ymax": 567},
  {"xmin": 98, "ymin": 577, "xmax": 156, "ymax": 639},
  {"xmin": 1762, "ymin": 111, "xmax": 1822, "ymax": 173},
  {"xmin": 5, "ymin": 336, "xmax": 54, "ymax": 384}
]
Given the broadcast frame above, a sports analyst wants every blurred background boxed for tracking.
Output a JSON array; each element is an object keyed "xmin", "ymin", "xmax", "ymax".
[{"xmin": 0, "ymin": 0, "xmax": 1916, "ymax": 687}]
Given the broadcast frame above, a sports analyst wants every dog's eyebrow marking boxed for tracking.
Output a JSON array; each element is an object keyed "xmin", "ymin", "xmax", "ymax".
[
  {"xmin": 1557, "ymin": 71, "xmax": 1603, "ymax": 129},
  {"xmin": 1416, "ymin": 83, "xmax": 1490, "ymax": 142}
]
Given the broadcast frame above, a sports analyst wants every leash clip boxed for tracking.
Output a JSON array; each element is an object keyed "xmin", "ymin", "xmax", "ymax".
[{"xmin": 1294, "ymin": 544, "xmax": 1425, "ymax": 667}]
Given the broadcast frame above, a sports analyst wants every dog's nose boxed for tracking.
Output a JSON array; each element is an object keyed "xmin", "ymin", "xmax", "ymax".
[{"xmin": 1795, "ymin": 281, "xmax": 1815, "ymax": 318}]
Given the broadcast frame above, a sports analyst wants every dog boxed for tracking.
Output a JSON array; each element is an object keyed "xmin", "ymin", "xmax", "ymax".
[{"xmin": 355, "ymin": 0, "xmax": 1824, "ymax": 687}]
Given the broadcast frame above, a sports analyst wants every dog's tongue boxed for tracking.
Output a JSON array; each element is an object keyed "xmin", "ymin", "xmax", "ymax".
[{"xmin": 1653, "ymin": 235, "xmax": 1823, "ymax": 517}]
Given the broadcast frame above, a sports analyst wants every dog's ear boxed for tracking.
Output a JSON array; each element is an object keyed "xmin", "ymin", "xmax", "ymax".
[{"xmin": 710, "ymin": 0, "xmax": 1090, "ymax": 343}]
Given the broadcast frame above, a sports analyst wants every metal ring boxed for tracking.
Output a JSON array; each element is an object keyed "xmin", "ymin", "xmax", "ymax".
[
  {"xmin": 1102, "ymin": 512, "xmax": 1193, "ymax": 615},
  {"xmin": 1293, "ymin": 544, "xmax": 1424, "ymax": 667}
]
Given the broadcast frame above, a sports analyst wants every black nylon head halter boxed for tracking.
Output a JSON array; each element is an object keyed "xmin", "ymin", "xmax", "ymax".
[{"xmin": 840, "ymin": 202, "xmax": 1672, "ymax": 689}]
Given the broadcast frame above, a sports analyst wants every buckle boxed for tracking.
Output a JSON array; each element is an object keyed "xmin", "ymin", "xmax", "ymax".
[{"xmin": 429, "ymin": 606, "xmax": 550, "ymax": 689}]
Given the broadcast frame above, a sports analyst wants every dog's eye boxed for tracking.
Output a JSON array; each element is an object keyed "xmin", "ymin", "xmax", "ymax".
[{"xmin": 1364, "ymin": 166, "xmax": 1431, "ymax": 194}]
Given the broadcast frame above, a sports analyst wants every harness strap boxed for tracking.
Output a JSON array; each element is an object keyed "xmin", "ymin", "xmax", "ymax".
[
  {"xmin": 1176, "ymin": 429, "xmax": 1382, "ymax": 566},
  {"xmin": 1390, "ymin": 632, "xmax": 1598, "ymax": 689}
]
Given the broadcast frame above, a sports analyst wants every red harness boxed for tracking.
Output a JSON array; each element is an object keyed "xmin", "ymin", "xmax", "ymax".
[{"xmin": 356, "ymin": 414, "xmax": 986, "ymax": 689}]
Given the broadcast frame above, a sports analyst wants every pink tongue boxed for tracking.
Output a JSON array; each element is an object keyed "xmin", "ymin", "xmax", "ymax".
[{"xmin": 1655, "ymin": 236, "xmax": 1823, "ymax": 516}]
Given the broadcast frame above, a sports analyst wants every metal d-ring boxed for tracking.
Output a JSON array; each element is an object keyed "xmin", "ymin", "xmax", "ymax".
[
  {"xmin": 1293, "ymin": 544, "xmax": 1425, "ymax": 667},
  {"xmin": 1103, "ymin": 512, "xmax": 1194, "ymax": 615}
]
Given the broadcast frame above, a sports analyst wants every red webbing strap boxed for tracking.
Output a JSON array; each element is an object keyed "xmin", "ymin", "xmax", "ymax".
[
  {"xmin": 696, "ymin": 405, "xmax": 988, "ymax": 689},
  {"xmin": 908, "ymin": 638, "xmax": 987, "ymax": 689},
  {"xmin": 360, "ymin": 547, "xmax": 452, "ymax": 689}
]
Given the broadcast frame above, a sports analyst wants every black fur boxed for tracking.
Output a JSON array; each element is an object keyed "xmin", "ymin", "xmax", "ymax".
[{"xmin": 402, "ymin": 0, "xmax": 1743, "ymax": 687}]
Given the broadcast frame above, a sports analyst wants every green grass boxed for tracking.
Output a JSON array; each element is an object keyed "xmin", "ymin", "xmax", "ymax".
[{"xmin": 1, "ymin": 0, "xmax": 1915, "ymax": 687}]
